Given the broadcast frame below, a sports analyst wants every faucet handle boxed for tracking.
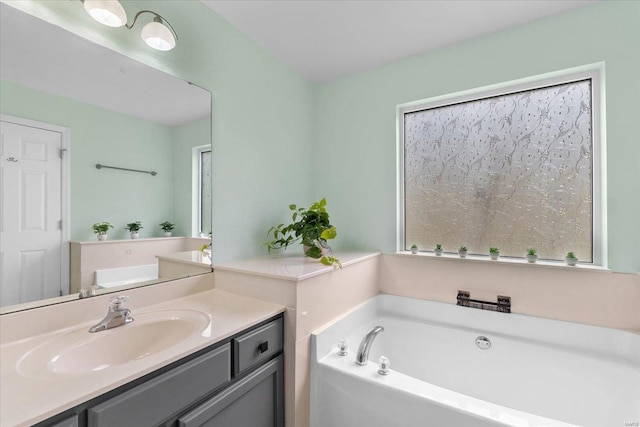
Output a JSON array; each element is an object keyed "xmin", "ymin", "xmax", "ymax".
[{"xmin": 109, "ymin": 295, "xmax": 129, "ymax": 309}]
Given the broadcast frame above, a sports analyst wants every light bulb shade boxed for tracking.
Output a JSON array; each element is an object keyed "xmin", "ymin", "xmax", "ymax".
[
  {"xmin": 141, "ymin": 20, "xmax": 176, "ymax": 51},
  {"xmin": 83, "ymin": 0, "xmax": 127, "ymax": 27}
]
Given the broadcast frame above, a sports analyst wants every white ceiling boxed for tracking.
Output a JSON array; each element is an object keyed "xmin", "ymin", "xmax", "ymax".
[
  {"xmin": 203, "ymin": 0, "xmax": 598, "ymax": 83},
  {"xmin": 0, "ymin": 3, "xmax": 210, "ymax": 126}
]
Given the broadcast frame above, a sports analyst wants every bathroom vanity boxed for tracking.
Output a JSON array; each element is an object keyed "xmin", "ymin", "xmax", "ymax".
[
  {"xmin": 0, "ymin": 276, "xmax": 285, "ymax": 427},
  {"xmin": 40, "ymin": 317, "xmax": 283, "ymax": 427}
]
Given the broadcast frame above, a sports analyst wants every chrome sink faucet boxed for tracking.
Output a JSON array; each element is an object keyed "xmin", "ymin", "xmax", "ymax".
[
  {"xmin": 89, "ymin": 296, "xmax": 134, "ymax": 333},
  {"xmin": 355, "ymin": 326, "xmax": 384, "ymax": 366}
]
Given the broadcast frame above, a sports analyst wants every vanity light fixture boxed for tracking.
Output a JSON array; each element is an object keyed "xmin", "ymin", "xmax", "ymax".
[
  {"xmin": 83, "ymin": 0, "xmax": 127, "ymax": 27},
  {"xmin": 128, "ymin": 11, "xmax": 177, "ymax": 51},
  {"xmin": 82, "ymin": 1, "xmax": 178, "ymax": 51}
]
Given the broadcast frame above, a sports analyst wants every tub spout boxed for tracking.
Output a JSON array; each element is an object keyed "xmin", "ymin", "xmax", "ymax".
[{"xmin": 356, "ymin": 326, "xmax": 384, "ymax": 366}]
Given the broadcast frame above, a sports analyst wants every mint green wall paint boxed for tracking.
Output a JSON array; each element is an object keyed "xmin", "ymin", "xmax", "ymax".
[
  {"xmin": 314, "ymin": 1, "xmax": 640, "ymax": 273},
  {"xmin": 7, "ymin": 0, "xmax": 315, "ymax": 263},
  {"xmin": 9, "ymin": 1, "xmax": 636, "ymax": 272},
  {"xmin": 1, "ymin": 80, "xmax": 176, "ymax": 241},
  {"xmin": 172, "ymin": 117, "xmax": 211, "ymax": 238}
]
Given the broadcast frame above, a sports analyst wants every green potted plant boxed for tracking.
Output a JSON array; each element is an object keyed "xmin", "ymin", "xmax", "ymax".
[
  {"xmin": 125, "ymin": 221, "xmax": 143, "ymax": 239},
  {"xmin": 526, "ymin": 248, "xmax": 538, "ymax": 263},
  {"xmin": 92, "ymin": 222, "xmax": 113, "ymax": 241},
  {"xmin": 565, "ymin": 251, "xmax": 578, "ymax": 266},
  {"xmin": 458, "ymin": 246, "xmax": 468, "ymax": 258},
  {"xmin": 489, "ymin": 247, "xmax": 500, "ymax": 260},
  {"xmin": 410, "ymin": 244, "xmax": 419, "ymax": 254},
  {"xmin": 159, "ymin": 221, "xmax": 175, "ymax": 237},
  {"xmin": 434, "ymin": 243, "xmax": 443, "ymax": 256},
  {"xmin": 266, "ymin": 198, "xmax": 341, "ymax": 267}
]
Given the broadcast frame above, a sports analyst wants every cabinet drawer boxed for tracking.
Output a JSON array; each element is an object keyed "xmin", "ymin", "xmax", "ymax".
[
  {"xmin": 88, "ymin": 344, "xmax": 230, "ymax": 427},
  {"xmin": 233, "ymin": 318, "xmax": 282, "ymax": 376}
]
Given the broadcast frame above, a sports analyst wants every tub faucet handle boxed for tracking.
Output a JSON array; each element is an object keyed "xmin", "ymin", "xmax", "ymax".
[
  {"xmin": 378, "ymin": 356, "xmax": 390, "ymax": 375},
  {"xmin": 337, "ymin": 339, "xmax": 348, "ymax": 356}
]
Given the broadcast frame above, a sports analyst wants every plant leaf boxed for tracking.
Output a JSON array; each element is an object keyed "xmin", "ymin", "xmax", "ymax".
[
  {"xmin": 320, "ymin": 226, "xmax": 337, "ymax": 240},
  {"xmin": 320, "ymin": 256, "xmax": 342, "ymax": 268},
  {"xmin": 305, "ymin": 246, "xmax": 322, "ymax": 259}
]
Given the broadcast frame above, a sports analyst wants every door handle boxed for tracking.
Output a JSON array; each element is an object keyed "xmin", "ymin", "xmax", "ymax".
[{"xmin": 6, "ymin": 157, "xmax": 18, "ymax": 162}]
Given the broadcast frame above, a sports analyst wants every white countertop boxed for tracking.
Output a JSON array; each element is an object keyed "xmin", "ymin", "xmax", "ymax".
[
  {"xmin": 156, "ymin": 250, "xmax": 212, "ymax": 267},
  {"xmin": 0, "ymin": 289, "xmax": 284, "ymax": 427},
  {"xmin": 213, "ymin": 252, "xmax": 380, "ymax": 281}
]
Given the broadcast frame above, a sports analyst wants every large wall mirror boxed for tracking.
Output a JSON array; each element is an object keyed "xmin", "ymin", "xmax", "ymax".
[{"xmin": 0, "ymin": 4, "xmax": 213, "ymax": 313}]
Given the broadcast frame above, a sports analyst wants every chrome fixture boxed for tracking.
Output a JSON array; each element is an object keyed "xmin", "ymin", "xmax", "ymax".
[
  {"xmin": 337, "ymin": 339, "xmax": 349, "ymax": 356},
  {"xmin": 81, "ymin": 1, "xmax": 178, "ymax": 51},
  {"xmin": 78, "ymin": 286, "xmax": 98, "ymax": 299},
  {"xmin": 89, "ymin": 295, "xmax": 134, "ymax": 332},
  {"xmin": 377, "ymin": 356, "xmax": 390, "ymax": 375},
  {"xmin": 475, "ymin": 336, "xmax": 491, "ymax": 350},
  {"xmin": 355, "ymin": 326, "xmax": 384, "ymax": 366},
  {"xmin": 456, "ymin": 290, "xmax": 511, "ymax": 313}
]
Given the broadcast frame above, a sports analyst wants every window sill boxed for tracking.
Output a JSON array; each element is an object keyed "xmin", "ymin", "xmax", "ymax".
[{"xmin": 395, "ymin": 251, "xmax": 611, "ymax": 273}]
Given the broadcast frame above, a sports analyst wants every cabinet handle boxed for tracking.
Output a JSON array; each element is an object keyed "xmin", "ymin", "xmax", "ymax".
[{"xmin": 259, "ymin": 341, "xmax": 269, "ymax": 353}]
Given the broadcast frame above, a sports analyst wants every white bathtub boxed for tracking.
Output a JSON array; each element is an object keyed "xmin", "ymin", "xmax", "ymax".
[
  {"xmin": 94, "ymin": 264, "xmax": 159, "ymax": 289},
  {"xmin": 310, "ymin": 295, "xmax": 640, "ymax": 427}
]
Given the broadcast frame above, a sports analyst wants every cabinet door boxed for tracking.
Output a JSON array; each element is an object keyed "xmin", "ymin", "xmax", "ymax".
[
  {"xmin": 46, "ymin": 415, "xmax": 78, "ymax": 427},
  {"xmin": 88, "ymin": 344, "xmax": 230, "ymax": 427},
  {"xmin": 178, "ymin": 355, "xmax": 284, "ymax": 427}
]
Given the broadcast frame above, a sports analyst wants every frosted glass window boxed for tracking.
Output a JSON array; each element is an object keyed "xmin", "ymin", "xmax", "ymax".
[{"xmin": 403, "ymin": 79, "xmax": 594, "ymax": 262}]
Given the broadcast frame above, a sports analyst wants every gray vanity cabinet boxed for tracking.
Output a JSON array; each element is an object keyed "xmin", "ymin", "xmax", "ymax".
[
  {"xmin": 88, "ymin": 344, "xmax": 231, "ymax": 427},
  {"xmin": 178, "ymin": 355, "xmax": 284, "ymax": 427},
  {"xmin": 37, "ymin": 315, "xmax": 283, "ymax": 427},
  {"xmin": 47, "ymin": 415, "xmax": 78, "ymax": 427}
]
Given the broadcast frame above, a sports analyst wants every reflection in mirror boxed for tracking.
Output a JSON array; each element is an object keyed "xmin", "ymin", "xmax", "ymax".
[{"xmin": 0, "ymin": 4, "xmax": 212, "ymax": 313}]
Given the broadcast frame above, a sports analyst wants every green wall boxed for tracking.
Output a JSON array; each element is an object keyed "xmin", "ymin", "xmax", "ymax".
[
  {"xmin": 1, "ymin": 80, "xmax": 212, "ymax": 241},
  {"xmin": 1, "ymin": 80, "xmax": 177, "ymax": 241},
  {"xmin": 313, "ymin": 1, "xmax": 640, "ymax": 273},
  {"xmin": 172, "ymin": 117, "xmax": 211, "ymax": 238},
  {"xmin": 6, "ymin": 1, "xmax": 638, "ymax": 272},
  {"xmin": 5, "ymin": 0, "xmax": 315, "ymax": 263}
]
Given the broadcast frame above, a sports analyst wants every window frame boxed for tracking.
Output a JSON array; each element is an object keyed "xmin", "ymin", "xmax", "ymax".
[
  {"xmin": 193, "ymin": 145, "xmax": 212, "ymax": 237},
  {"xmin": 396, "ymin": 67, "xmax": 604, "ymax": 266}
]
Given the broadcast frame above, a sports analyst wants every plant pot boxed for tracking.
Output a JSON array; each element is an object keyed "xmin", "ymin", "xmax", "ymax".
[
  {"xmin": 490, "ymin": 252, "xmax": 500, "ymax": 260},
  {"xmin": 303, "ymin": 245, "xmax": 328, "ymax": 258},
  {"xmin": 434, "ymin": 248, "xmax": 443, "ymax": 256},
  {"xmin": 97, "ymin": 234, "xmax": 108, "ymax": 241},
  {"xmin": 164, "ymin": 232, "xmax": 172, "ymax": 237},
  {"xmin": 526, "ymin": 254, "xmax": 538, "ymax": 263},
  {"xmin": 565, "ymin": 257, "xmax": 578, "ymax": 266},
  {"xmin": 130, "ymin": 232, "xmax": 139, "ymax": 239},
  {"xmin": 410, "ymin": 246, "xmax": 418, "ymax": 254},
  {"xmin": 458, "ymin": 250, "xmax": 468, "ymax": 258}
]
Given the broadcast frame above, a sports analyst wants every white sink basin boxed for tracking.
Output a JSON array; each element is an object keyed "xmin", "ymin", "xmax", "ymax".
[{"xmin": 18, "ymin": 309, "xmax": 210, "ymax": 377}]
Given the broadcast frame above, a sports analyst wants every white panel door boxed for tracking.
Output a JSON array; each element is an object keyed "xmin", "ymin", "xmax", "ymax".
[{"xmin": 0, "ymin": 120, "xmax": 62, "ymax": 307}]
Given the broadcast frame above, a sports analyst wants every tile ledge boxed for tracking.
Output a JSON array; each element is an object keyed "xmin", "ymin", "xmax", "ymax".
[
  {"xmin": 214, "ymin": 252, "xmax": 380, "ymax": 281},
  {"xmin": 394, "ymin": 251, "xmax": 612, "ymax": 273}
]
